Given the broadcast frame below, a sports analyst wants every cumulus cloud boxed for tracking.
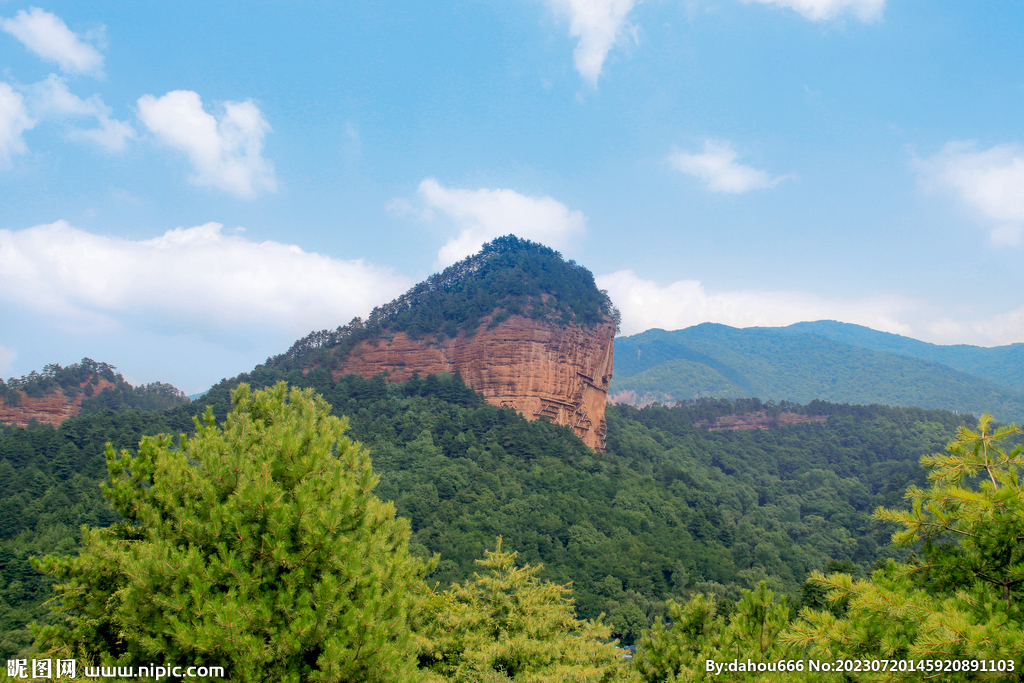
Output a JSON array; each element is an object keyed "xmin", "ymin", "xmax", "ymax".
[
  {"xmin": 917, "ymin": 141, "xmax": 1024, "ymax": 246},
  {"xmin": 0, "ymin": 82, "xmax": 35, "ymax": 163},
  {"xmin": 669, "ymin": 141, "xmax": 788, "ymax": 193},
  {"xmin": 745, "ymin": 0, "xmax": 885, "ymax": 22},
  {"xmin": 549, "ymin": 0, "xmax": 636, "ymax": 85},
  {"xmin": 0, "ymin": 7, "xmax": 105, "ymax": 76},
  {"xmin": 137, "ymin": 90, "xmax": 276, "ymax": 198},
  {"xmin": 27, "ymin": 74, "xmax": 134, "ymax": 151},
  {"xmin": 0, "ymin": 221, "xmax": 412, "ymax": 335},
  {"xmin": 397, "ymin": 178, "xmax": 587, "ymax": 267}
]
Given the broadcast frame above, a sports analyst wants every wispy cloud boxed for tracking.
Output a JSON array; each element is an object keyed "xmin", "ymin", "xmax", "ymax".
[
  {"xmin": 0, "ymin": 7, "xmax": 105, "ymax": 76},
  {"xmin": 137, "ymin": 90, "xmax": 276, "ymax": 199},
  {"xmin": 916, "ymin": 141, "xmax": 1024, "ymax": 247},
  {"xmin": 745, "ymin": 0, "xmax": 885, "ymax": 22},
  {"xmin": 0, "ymin": 344, "xmax": 14, "ymax": 375},
  {"xmin": 0, "ymin": 221, "xmax": 412, "ymax": 335},
  {"xmin": 669, "ymin": 141, "xmax": 789, "ymax": 193},
  {"xmin": 392, "ymin": 178, "xmax": 587, "ymax": 267},
  {"xmin": 0, "ymin": 82, "xmax": 35, "ymax": 164},
  {"xmin": 597, "ymin": 269, "xmax": 1024, "ymax": 346},
  {"xmin": 549, "ymin": 0, "xmax": 637, "ymax": 85},
  {"xmin": 27, "ymin": 74, "xmax": 134, "ymax": 151}
]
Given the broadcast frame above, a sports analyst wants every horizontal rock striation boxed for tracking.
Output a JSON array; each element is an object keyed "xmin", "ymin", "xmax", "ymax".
[
  {"xmin": 0, "ymin": 379, "xmax": 117, "ymax": 428},
  {"xmin": 336, "ymin": 315, "xmax": 615, "ymax": 451}
]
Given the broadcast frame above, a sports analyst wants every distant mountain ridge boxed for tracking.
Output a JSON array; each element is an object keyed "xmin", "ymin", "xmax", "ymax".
[
  {"xmin": 0, "ymin": 358, "xmax": 189, "ymax": 427},
  {"xmin": 611, "ymin": 322, "xmax": 1024, "ymax": 423},
  {"xmin": 772, "ymin": 320, "xmax": 1024, "ymax": 395}
]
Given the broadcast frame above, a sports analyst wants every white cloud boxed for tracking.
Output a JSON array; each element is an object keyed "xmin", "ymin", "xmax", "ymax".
[
  {"xmin": 403, "ymin": 178, "xmax": 587, "ymax": 267},
  {"xmin": 597, "ymin": 269, "xmax": 915, "ymax": 337},
  {"xmin": 745, "ymin": 0, "xmax": 885, "ymax": 22},
  {"xmin": 0, "ymin": 82, "xmax": 35, "ymax": 163},
  {"xmin": 669, "ymin": 141, "xmax": 788, "ymax": 193},
  {"xmin": 137, "ymin": 90, "xmax": 276, "ymax": 199},
  {"xmin": 922, "ymin": 307, "xmax": 1024, "ymax": 347},
  {"xmin": 27, "ymin": 74, "xmax": 134, "ymax": 151},
  {"xmin": 0, "ymin": 7, "xmax": 105, "ymax": 76},
  {"xmin": 549, "ymin": 0, "xmax": 637, "ymax": 85},
  {"xmin": 0, "ymin": 221, "xmax": 412, "ymax": 335},
  {"xmin": 917, "ymin": 141, "xmax": 1024, "ymax": 246},
  {"xmin": 0, "ymin": 344, "xmax": 14, "ymax": 375},
  {"xmin": 597, "ymin": 270, "xmax": 1024, "ymax": 346}
]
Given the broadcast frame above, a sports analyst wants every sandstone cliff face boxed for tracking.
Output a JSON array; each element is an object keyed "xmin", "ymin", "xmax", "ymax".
[
  {"xmin": 336, "ymin": 316, "xmax": 615, "ymax": 451},
  {"xmin": 0, "ymin": 379, "xmax": 117, "ymax": 428}
]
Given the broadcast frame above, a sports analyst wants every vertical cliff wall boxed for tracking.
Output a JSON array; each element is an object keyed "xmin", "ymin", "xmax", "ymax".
[{"xmin": 335, "ymin": 316, "xmax": 615, "ymax": 451}]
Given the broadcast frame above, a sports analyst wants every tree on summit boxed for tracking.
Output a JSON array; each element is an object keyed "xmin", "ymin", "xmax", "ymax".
[{"xmin": 33, "ymin": 382, "xmax": 431, "ymax": 683}]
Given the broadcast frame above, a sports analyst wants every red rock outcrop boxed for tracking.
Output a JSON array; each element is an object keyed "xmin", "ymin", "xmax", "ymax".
[
  {"xmin": 336, "ymin": 316, "xmax": 616, "ymax": 451},
  {"xmin": 0, "ymin": 378, "xmax": 117, "ymax": 428},
  {"xmin": 695, "ymin": 411, "xmax": 828, "ymax": 432}
]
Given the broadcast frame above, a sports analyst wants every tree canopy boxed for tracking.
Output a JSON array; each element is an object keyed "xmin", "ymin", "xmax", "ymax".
[
  {"xmin": 266, "ymin": 235, "xmax": 620, "ymax": 375},
  {"xmin": 782, "ymin": 414, "xmax": 1024, "ymax": 679},
  {"xmin": 32, "ymin": 382, "xmax": 431, "ymax": 682},
  {"xmin": 416, "ymin": 539, "xmax": 633, "ymax": 683}
]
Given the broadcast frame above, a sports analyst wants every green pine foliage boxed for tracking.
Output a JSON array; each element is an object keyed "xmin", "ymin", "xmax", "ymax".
[
  {"xmin": 32, "ymin": 382, "xmax": 432, "ymax": 682},
  {"xmin": 184, "ymin": 370, "xmax": 973, "ymax": 634},
  {"xmin": 0, "ymin": 358, "xmax": 120, "ymax": 403},
  {"xmin": 0, "ymin": 358, "xmax": 188, "ymax": 412},
  {"xmin": 264, "ymin": 235, "xmax": 619, "ymax": 375},
  {"xmin": 416, "ymin": 538, "xmax": 636, "ymax": 683},
  {"xmin": 636, "ymin": 584, "xmax": 797, "ymax": 683},
  {"xmin": 0, "ymin": 366, "xmax": 988, "ymax": 673},
  {"xmin": 782, "ymin": 415, "xmax": 1024, "ymax": 679},
  {"xmin": 0, "ymin": 408, "xmax": 194, "ymax": 661}
]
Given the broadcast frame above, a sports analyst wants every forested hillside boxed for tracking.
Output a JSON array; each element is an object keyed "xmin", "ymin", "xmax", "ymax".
[
  {"xmin": 265, "ymin": 235, "xmax": 620, "ymax": 376},
  {"xmin": 0, "ymin": 358, "xmax": 189, "ymax": 423},
  {"xmin": 776, "ymin": 320, "xmax": 1024, "ymax": 395},
  {"xmin": 612, "ymin": 324, "xmax": 1024, "ymax": 422},
  {"xmin": 1, "ymin": 366, "xmax": 974, "ymax": 659}
]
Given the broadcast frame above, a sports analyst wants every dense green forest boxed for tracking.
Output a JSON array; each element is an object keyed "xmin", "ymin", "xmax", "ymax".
[
  {"xmin": 777, "ymin": 320, "xmax": 1024, "ymax": 395},
  {"xmin": 12, "ymin": 378, "xmax": 1019, "ymax": 681},
  {"xmin": 0, "ymin": 407, "xmax": 195, "ymax": 657},
  {"xmin": 4, "ymin": 245, "xmax": 1020, "ymax": 678},
  {"xmin": 0, "ymin": 357, "xmax": 189, "ymax": 413},
  {"xmin": 1, "ymin": 364, "xmax": 978, "ymax": 662},
  {"xmin": 612, "ymin": 324, "xmax": 1024, "ymax": 423},
  {"xmin": 264, "ymin": 235, "xmax": 619, "ymax": 376}
]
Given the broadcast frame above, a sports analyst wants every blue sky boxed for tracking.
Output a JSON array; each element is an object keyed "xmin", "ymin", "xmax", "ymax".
[{"xmin": 2, "ymin": 0, "xmax": 1023, "ymax": 393}]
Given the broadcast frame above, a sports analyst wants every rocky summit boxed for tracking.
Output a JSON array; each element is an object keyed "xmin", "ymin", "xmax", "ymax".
[{"xmin": 275, "ymin": 236, "xmax": 619, "ymax": 450}]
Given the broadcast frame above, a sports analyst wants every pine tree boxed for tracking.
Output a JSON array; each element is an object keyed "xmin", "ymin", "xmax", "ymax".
[
  {"xmin": 783, "ymin": 414, "xmax": 1024, "ymax": 679},
  {"xmin": 416, "ymin": 538, "xmax": 635, "ymax": 683},
  {"xmin": 32, "ymin": 382, "xmax": 430, "ymax": 682},
  {"xmin": 636, "ymin": 584, "xmax": 795, "ymax": 683}
]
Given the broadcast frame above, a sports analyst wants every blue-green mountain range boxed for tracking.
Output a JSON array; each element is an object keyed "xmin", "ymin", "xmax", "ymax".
[{"xmin": 611, "ymin": 322, "xmax": 1024, "ymax": 422}]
